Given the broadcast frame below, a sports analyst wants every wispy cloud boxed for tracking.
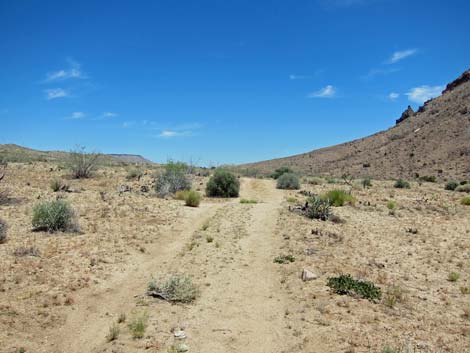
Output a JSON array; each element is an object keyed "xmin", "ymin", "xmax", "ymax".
[
  {"xmin": 386, "ymin": 49, "xmax": 418, "ymax": 64},
  {"xmin": 45, "ymin": 88, "xmax": 69, "ymax": 100},
  {"xmin": 102, "ymin": 112, "xmax": 117, "ymax": 118},
  {"xmin": 158, "ymin": 130, "xmax": 192, "ymax": 138},
  {"xmin": 308, "ymin": 85, "xmax": 336, "ymax": 98},
  {"xmin": 122, "ymin": 121, "xmax": 135, "ymax": 128},
  {"xmin": 362, "ymin": 67, "xmax": 401, "ymax": 80},
  {"xmin": 289, "ymin": 74, "xmax": 311, "ymax": 80},
  {"xmin": 406, "ymin": 85, "xmax": 443, "ymax": 104},
  {"xmin": 44, "ymin": 59, "xmax": 87, "ymax": 82},
  {"xmin": 65, "ymin": 112, "xmax": 85, "ymax": 120},
  {"xmin": 388, "ymin": 92, "xmax": 400, "ymax": 101}
]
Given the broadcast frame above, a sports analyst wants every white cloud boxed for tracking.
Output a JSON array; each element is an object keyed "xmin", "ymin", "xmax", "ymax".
[
  {"xmin": 289, "ymin": 74, "xmax": 311, "ymax": 80},
  {"xmin": 102, "ymin": 112, "xmax": 117, "ymax": 118},
  {"xmin": 122, "ymin": 121, "xmax": 135, "ymax": 128},
  {"xmin": 388, "ymin": 92, "xmax": 400, "ymax": 101},
  {"xmin": 44, "ymin": 59, "xmax": 87, "ymax": 82},
  {"xmin": 387, "ymin": 49, "xmax": 417, "ymax": 64},
  {"xmin": 362, "ymin": 67, "xmax": 401, "ymax": 79},
  {"xmin": 406, "ymin": 85, "xmax": 443, "ymax": 103},
  {"xmin": 308, "ymin": 85, "xmax": 336, "ymax": 98},
  {"xmin": 65, "ymin": 112, "xmax": 85, "ymax": 120},
  {"xmin": 45, "ymin": 88, "xmax": 69, "ymax": 100},
  {"xmin": 158, "ymin": 130, "xmax": 191, "ymax": 138}
]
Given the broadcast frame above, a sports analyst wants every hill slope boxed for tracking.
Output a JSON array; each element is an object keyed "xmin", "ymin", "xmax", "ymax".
[{"xmin": 240, "ymin": 70, "xmax": 470, "ymax": 180}]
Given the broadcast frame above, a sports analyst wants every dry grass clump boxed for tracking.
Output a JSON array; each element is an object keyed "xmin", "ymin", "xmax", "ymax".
[
  {"xmin": 13, "ymin": 246, "xmax": 40, "ymax": 257},
  {"xmin": 106, "ymin": 322, "xmax": 120, "ymax": 342},
  {"xmin": 127, "ymin": 312, "xmax": 148, "ymax": 339},
  {"xmin": 184, "ymin": 190, "xmax": 201, "ymax": 207},
  {"xmin": 32, "ymin": 200, "xmax": 77, "ymax": 232},
  {"xmin": 147, "ymin": 274, "xmax": 198, "ymax": 303},
  {"xmin": 321, "ymin": 189, "xmax": 354, "ymax": 206},
  {"xmin": 0, "ymin": 218, "xmax": 7, "ymax": 244},
  {"xmin": 461, "ymin": 196, "xmax": 470, "ymax": 205},
  {"xmin": 240, "ymin": 199, "xmax": 257, "ymax": 204},
  {"xmin": 455, "ymin": 184, "xmax": 470, "ymax": 193}
]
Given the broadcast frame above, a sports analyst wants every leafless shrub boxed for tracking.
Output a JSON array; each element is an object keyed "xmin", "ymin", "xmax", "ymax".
[{"xmin": 67, "ymin": 146, "xmax": 100, "ymax": 179}]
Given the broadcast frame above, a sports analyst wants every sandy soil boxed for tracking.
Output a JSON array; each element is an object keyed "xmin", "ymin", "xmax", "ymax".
[{"xmin": 1, "ymin": 164, "xmax": 469, "ymax": 353}]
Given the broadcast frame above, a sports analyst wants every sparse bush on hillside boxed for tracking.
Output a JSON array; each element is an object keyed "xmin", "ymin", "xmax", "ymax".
[
  {"xmin": 0, "ymin": 161, "xmax": 8, "ymax": 204},
  {"xmin": 321, "ymin": 189, "xmax": 354, "ymax": 207},
  {"xmin": 361, "ymin": 177, "xmax": 372, "ymax": 189},
  {"xmin": 394, "ymin": 179, "xmax": 410, "ymax": 189},
  {"xmin": 327, "ymin": 274, "xmax": 381, "ymax": 301},
  {"xmin": 270, "ymin": 167, "xmax": 293, "ymax": 179},
  {"xmin": 126, "ymin": 168, "xmax": 143, "ymax": 180},
  {"xmin": 456, "ymin": 184, "xmax": 470, "ymax": 193},
  {"xmin": 445, "ymin": 181, "xmax": 459, "ymax": 191},
  {"xmin": 276, "ymin": 173, "xmax": 300, "ymax": 190},
  {"xmin": 306, "ymin": 177, "xmax": 323, "ymax": 185},
  {"xmin": 239, "ymin": 168, "xmax": 261, "ymax": 178},
  {"xmin": 184, "ymin": 190, "xmax": 201, "ymax": 207},
  {"xmin": 32, "ymin": 200, "xmax": 76, "ymax": 232},
  {"xmin": 155, "ymin": 161, "xmax": 191, "ymax": 197},
  {"xmin": 206, "ymin": 170, "xmax": 240, "ymax": 197},
  {"xmin": 67, "ymin": 145, "xmax": 100, "ymax": 179},
  {"xmin": 0, "ymin": 219, "xmax": 7, "ymax": 244},
  {"xmin": 418, "ymin": 175, "xmax": 436, "ymax": 183},
  {"xmin": 127, "ymin": 312, "xmax": 148, "ymax": 339},
  {"xmin": 461, "ymin": 196, "xmax": 470, "ymax": 206},
  {"xmin": 147, "ymin": 274, "xmax": 198, "ymax": 303},
  {"xmin": 50, "ymin": 179, "xmax": 69, "ymax": 192},
  {"xmin": 305, "ymin": 197, "xmax": 331, "ymax": 221}
]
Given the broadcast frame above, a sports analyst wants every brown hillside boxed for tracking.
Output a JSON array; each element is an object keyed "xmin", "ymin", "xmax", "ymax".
[{"xmin": 240, "ymin": 70, "xmax": 470, "ymax": 180}]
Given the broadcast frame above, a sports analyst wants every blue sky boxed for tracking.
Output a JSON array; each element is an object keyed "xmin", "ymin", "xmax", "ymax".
[{"xmin": 1, "ymin": 0, "xmax": 469, "ymax": 165}]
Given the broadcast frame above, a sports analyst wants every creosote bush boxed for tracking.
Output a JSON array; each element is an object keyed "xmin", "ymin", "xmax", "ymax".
[
  {"xmin": 155, "ymin": 161, "xmax": 191, "ymax": 197},
  {"xmin": 321, "ymin": 189, "xmax": 354, "ymax": 207},
  {"xmin": 327, "ymin": 274, "xmax": 381, "ymax": 301},
  {"xmin": 305, "ymin": 197, "xmax": 331, "ymax": 221},
  {"xmin": 67, "ymin": 145, "xmax": 100, "ymax": 179},
  {"xmin": 0, "ymin": 219, "xmax": 7, "ymax": 244},
  {"xmin": 445, "ymin": 181, "xmax": 459, "ymax": 191},
  {"xmin": 394, "ymin": 179, "xmax": 410, "ymax": 189},
  {"xmin": 276, "ymin": 173, "xmax": 300, "ymax": 190},
  {"xmin": 270, "ymin": 166, "xmax": 293, "ymax": 179},
  {"xmin": 184, "ymin": 190, "xmax": 201, "ymax": 207},
  {"xmin": 147, "ymin": 274, "xmax": 198, "ymax": 303},
  {"xmin": 206, "ymin": 170, "xmax": 240, "ymax": 197},
  {"xmin": 32, "ymin": 200, "xmax": 76, "ymax": 232}
]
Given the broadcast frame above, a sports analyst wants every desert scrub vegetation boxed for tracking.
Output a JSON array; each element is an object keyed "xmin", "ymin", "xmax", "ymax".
[
  {"xmin": 321, "ymin": 189, "xmax": 354, "ymax": 206},
  {"xmin": 32, "ymin": 200, "xmax": 76, "ymax": 232},
  {"xmin": 67, "ymin": 145, "xmax": 100, "ymax": 179},
  {"xmin": 456, "ymin": 184, "xmax": 470, "ymax": 192},
  {"xmin": 147, "ymin": 274, "xmax": 198, "ymax": 303},
  {"xmin": 383, "ymin": 285, "xmax": 406, "ymax": 308},
  {"xmin": 13, "ymin": 246, "xmax": 40, "ymax": 257},
  {"xmin": 361, "ymin": 177, "xmax": 372, "ymax": 189},
  {"xmin": 155, "ymin": 161, "xmax": 191, "ymax": 197},
  {"xmin": 445, "ymin": 180, "xmax": 459, "ymax": 191},
  {"xmin": 270, "ymin": 166, "xmax": 293, "ymax": 179},
  {"xmin": 240, "ymin": 199, "xmax": 257, "ymax": 204},
  {"xmin": 273, "ymin": 254, "xmax": 295, "ymax": 264},
  {"xmin": 50, "ymin": 178, "xmax": 69, "ymax": 192},
  {"xmin": 106, "ymin": 322, "xmax": 120, "ymax": 342},
  {"xmin": 394, "ymin": 179, "xmax": 410, "ymax": 189},
  {"xmin": 206, "ymin": 170, "xmax": 240, "ymax": 197},
  {"xmin": 448, "ymin": 272, "xmax": 460, "ymax": 282},
  {"xmin": 127, "ymin": 312, "xmax": 148, "ymax": 339},
  {"xmin": 305, "ymin": 196, "xmax": 331, "ymax": 221},
  {"xmin": 327, "ymin": 274, "xmax": 381, "ymax": 301},
  {"xmin": 0, "ymin": 160, "xmax": 8, "ymax": 204},
  {"xmin": 418, "ymin": 175, "xmax": 436, "ymax": 183},
  {"xmin": 276, "ymin": 172, "xmax": 300, "ymax": 190},
  {"xmin": 126, "ymin": 168, "xmax": 143, "ymax": 180},
  {"xmin": 184, "ymin": 190, "xmax": 201, "ymax": 207},
  {"xmin": 0, "ymin": 218, "xmax": 7, "ymax": 244},
  {"xmin": 461, "ymin": 196, "xmax": 470, "ymax": 205},
  {"xmin": 174, "ymin": 190, "xmax": 190, "ymax": 200}
]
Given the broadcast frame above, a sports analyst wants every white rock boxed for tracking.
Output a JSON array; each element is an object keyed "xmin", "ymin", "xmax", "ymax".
[
  {"xmin": 177, "ymin": 343, "xmax": 189, "ymax": 352},
  {"xmin": 301, "ymin": 269, "xmax": 319, "ymax": 281},
  {"xmin": 174, "ymin": 330, "xmax": 187, "ymax": 339}
]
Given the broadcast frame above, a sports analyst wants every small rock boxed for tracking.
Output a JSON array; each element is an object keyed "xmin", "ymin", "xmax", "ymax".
[
  {"xmin": 177, "ymin": 343, "xmax": 189, "ymax": 352},
  {"xmin": 174, "ymin": 330, "xmax": 187, "ymax": 339},
  {"xmin": 301, "ymin": 269, "xmax": 319, "ymax": 281}
]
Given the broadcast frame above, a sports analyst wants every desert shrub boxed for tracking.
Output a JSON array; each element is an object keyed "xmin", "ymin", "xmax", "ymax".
[
  {"xmin": 456, "ymin": 184, "xmax": 470, "ymax": 193},
  {"xmin": 306, "ymin": 177, "xmax": 323, "ymax": 185},
  {"xmin": 448, "ymin": 272, "xmax": 460, "ymax": 282},
  {"xmin": 394, "ymin": 179, "xmax": 410, "ymax": 189},
  {"xmin": 445, "ymin": 181, "xmax": 459, "ymax": 191},
  {"xmin": 155, "ymin": 162, "xmax": 191, "ymax": 197},
  {"xmin": 326, "ymin": 177, "xmax": 337, "ymax": 184},
  {"xmin": 67, "ymin": 145, "xmax": 100, "ymax": 179},
  {"xmin": 0, "ymin": 161, "xmax": 8, "ymax": 204},
  {"xmin": 461, "ymin": 197, "xmax": 470, "ymax": 206},
  {"xmin": 276, "ymin": 173, "xmax": 300, "ymax": 190},
  {"xmin": 0, "ymin": 219, "xmax": 7, "ymax": 244},
  {"xmin": 418, "ymin": 175, "xmax": 436, "ymax": 183},
  {"xmin": 240, "ymin": 199, "xmax": 257, "ymax": 204},
  {"xmin": 305, "ymin": 197, "xmax": 331, "ymax": 221},
  {"xmin": 206, "ymin": 170, "xmax": 240, "ymax": 197},
  {"xmin": 239, "ymin": 168, "xmax": 261, "ymax": 178},
  {"xmin": 361, "ymin": 177, "xmax": 372, "ymax": 189},
  {"xmin": 126, "ymin": 168, "xmax": 143, "ymax": 180},
  {"xmin": 383, "ymin": 285, "xmax": 406, "ymax": 308},
  {"xmin": 184, "ymin": 190, "xmax": 201, "ymax": 207},
  {"xmin": 286, "ymin": 197, "xmax": 297, "ymax": 203},
  {"xmin": 321, "ymin": 189, "xmax": 354, "ymax": 207},
  {"xmin": 147, "ymin": 274, "xmax": 198, "ymax": 303},
  {"xmin": 387, "ymin": 200, "xmax": 396, "ymax": 210},
  {"xmin": 273, "ymin": 254, "xmax": 295, "ymax": 264},
  {"xmin": 106, "ymin": 322, "xmax": 120, "ymax": 342},
  {"xmin": 270, "ymin": 167, "xmax": 293, "ymax": 179},
  {"xmin": 327, "ymin": 274, "xmax": 381, "ymax": 301},
  {"xmin": 50, "ymin": 179, "xmax": 69, "ymax": 192},
  {"xmin": 128, "ymin": 312, "xmax": 148, "ymax": 339},
  {"xmin": 174, "ymin": 190, "xmax": 190, "ymax": 200},
  {"xmin": 13, "ymin": 246, "xmax": 40, "ymax": 257},
  {"xmin": 32, "ymin": 200, "xmax": 76, "ymax": 232}
]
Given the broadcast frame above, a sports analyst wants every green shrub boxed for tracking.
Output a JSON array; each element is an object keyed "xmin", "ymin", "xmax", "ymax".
[
  {"xmin": 206, "ymin": 170, "xmax": 240, "ymax": 197},
  {"xmin": 240, "ymin": 199, "xmax": 257, "ymax": 204},
  {"xmin": 67, "ymin": 145, "xmax": 100, "ymax": 179},
  {"xmin": 305, "ymin": 197, "xmax": 331, "ymax": 221},
  {"xmin": 445, "ymin": 181, "xmax": 459, "ymax": 191},
  {"xmin": 321, "ymin": 189, "xmax": 354, "ymax": 207},
  {"xmin": 448, "ymin": 272, "xmax": 460, "ymax": 282},
  {"xmin": 127, "ymin": 312, "xmax": 148, "ymax": 339},
  {"xmin": 418, "ymin": 175, "xmax": 436, "ymax": 183},
  {"xmin": 361, "ymin": 177, "xmax": 372, "ymax": 189},
  {"xmin": 126, "ymin": 168, "xmax": 143, "ymax": 180},
  {"xmin": 387, "ymin": 200, "xmax": 396, "ymax": 210},
  {"xmin": 327, "ymin": 274, "xmax": 381, "ymax": 301},
  {"xmin": 456, "ymin": 184, "xmax": 470, "ymax": 193},
  {"xmin": 147, "ymin": 274, "xmax": 198, "ymax": 303},
  {"xmin": 0, "ymin": 219, "xmax": 7, "ymax": 244},
  {"xmin": 270, "ymin": 167, "xmax": 293, "ymax": 179},
  {"xmin": 50, "ymin": 179, "xmax": 69, "ymax": 192},
  {"xmin": 155, "ymin": 161, "xmax": 191, "ymax": 197},
  {"xmin": 273, "ymin": 254, "xmax": 295, "ymax": 264},
  {"xmin": 184, "ymin": 190, "xmax": 201, "ymax": 207},
  {"xmin": 276, "ymin": 173, "xmax": 300, "ymax": 190},
  {"xmin": 174, "ymin": 190, "xmax": 190, "ymax": 200},
  {"xmin": 32, "ymin": 200, "xmax": 76, "ymax": 232},
  {"xmin": 461, "ymin": 197, "xmax": 470, "ymax": 206},
  {"xmin": 394, "ymin": 179, "xmax": 410, "ymax": 189}
]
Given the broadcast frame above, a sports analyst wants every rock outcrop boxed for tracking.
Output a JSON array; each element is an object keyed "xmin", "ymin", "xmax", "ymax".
[
  {"xmin": 443, "ymin": 69, "xmax": 470, "ymax": 94},
  {"xmin": 396, "ymin": 105, "xmax": 415, "ymax": 125}
]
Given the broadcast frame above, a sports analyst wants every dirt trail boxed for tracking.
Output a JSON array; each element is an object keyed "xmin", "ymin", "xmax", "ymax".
[{"xmin": 51, "ymin": 178, "xmax": 289, "ymax": 353}]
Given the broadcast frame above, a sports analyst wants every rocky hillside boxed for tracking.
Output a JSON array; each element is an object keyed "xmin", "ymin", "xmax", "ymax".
[{"xmin": 240, "ymin": 70, "xmax": 470, "ymax": 180}]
